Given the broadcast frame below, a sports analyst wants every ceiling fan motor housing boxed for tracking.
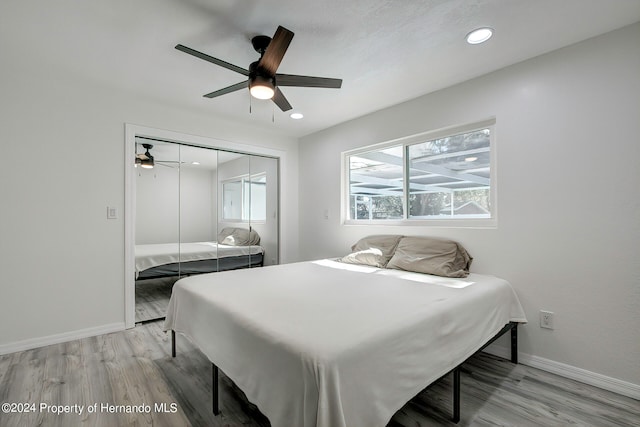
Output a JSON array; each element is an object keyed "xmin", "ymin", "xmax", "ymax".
[
  {"xmin": 249, "ymin": 61, "xmax": 276, "ymax": 84},
  {"xmin": 251, "ymin": 35, "xmax": 272, "ymax": 55},
  {"xmin": 138, "ymin": 143, "xmax": 155, "ymax": 168}
]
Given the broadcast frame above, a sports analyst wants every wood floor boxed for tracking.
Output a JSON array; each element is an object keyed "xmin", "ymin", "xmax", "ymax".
[
  {"xmin": 135, "ymin": 277, "xmax": 176, "ymax": 323},
  {"xmin": 1, "ymin": 321, "xmax": 638, "ymax": 427}
]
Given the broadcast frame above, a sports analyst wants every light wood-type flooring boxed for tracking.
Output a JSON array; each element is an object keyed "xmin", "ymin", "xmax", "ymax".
[
  {"xmin": 135, "ymin": 277, "xmax": 176, "ymax": 323},
  {"xmin": 1, "ymin": 321, "xmax": 638, "ymax": 427}
]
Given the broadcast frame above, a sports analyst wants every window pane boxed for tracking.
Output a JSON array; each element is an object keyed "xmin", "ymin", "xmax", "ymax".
[
  {"xmin": 408, "ymin": 128, "xmax": 491, "ymax": 219},
  {"xmin": 224, "ymin": 174, "xmax": 266, "ymax": 221},
  {"xmin": 249, "ymin": 175, "xmax": 266, "ymax": 221},
  {"xmin": 348, "ymin": 146, "xmax": 404, "ymax": 220},
  {"xmin": 223, "ymin": 180, "xmax": 242, "ymax": 220}
]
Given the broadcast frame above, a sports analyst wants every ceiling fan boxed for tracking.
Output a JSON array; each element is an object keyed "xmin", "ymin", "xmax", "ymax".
[
  {"xmin": 135, "ymin": 143, "xmax": 182, "ymax": 169},
  {"xmin": 135, "ymin": 143, "xmax": 155, "ymax": 169},
  {"xmin": 175, "ymin": 25, "xmax": 342, "ymax": 112}
]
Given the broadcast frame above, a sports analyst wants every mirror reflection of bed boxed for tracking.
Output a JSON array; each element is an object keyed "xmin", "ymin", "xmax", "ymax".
[{"xmin": 134, "ymin": 138, "xmax": 279, "ymax": 324}]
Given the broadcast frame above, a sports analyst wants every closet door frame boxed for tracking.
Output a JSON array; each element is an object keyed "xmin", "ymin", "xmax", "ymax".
[{"xmin": 124, "ymin": 123, "xmax": 284, "ymax": 329}]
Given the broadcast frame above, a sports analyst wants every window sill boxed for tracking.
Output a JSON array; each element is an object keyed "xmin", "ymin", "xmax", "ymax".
[{"xmin": 342, "ymin": 218, "xmax": 497, "ymax": 229}]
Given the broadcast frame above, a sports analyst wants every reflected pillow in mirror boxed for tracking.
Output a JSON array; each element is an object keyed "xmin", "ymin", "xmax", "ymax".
[{"xmin": 217, "ymin": 227, "xmax": 261, "ymax": 246}]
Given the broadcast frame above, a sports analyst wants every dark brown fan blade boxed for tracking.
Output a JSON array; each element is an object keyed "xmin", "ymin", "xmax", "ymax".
[
  {"xmin": 276, "ymin": 74, "xmax": 342, "ymax": 89},
  {"xmin": 258, "ymin": 26, "xmax": 294, "ymax": 75},
  {"xmin": 203, "ymin": 81, "xmax": 248, "ymax": 98},
  {"xmin": 272, "ymin": 87, "xmax": 292, "ymax": 111},
  {"xmin": 176, "ymin": 44, "xmax": 249, "ymax": 76}
]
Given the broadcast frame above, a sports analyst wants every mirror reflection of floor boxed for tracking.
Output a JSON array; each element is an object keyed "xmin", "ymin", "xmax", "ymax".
[{"xmin": 135, "ymin": 277, "xmax": 179, "ymax": 324}]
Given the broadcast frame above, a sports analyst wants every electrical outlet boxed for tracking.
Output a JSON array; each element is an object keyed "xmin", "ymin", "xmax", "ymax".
[
  {"xmin": 540, "ymin": 310, "xmax": 554, "ymax": 329},
  {"xmin": 107, "ymin": 206, "xmax": 117, "ymax": 219}
]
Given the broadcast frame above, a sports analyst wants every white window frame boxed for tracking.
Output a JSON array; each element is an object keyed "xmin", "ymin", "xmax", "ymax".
[
  {"xmin": 341, "ymin": 119, "xmax": 497, "ymax": 228},
  {"xmin": 222, "ymin": 173, "xmax": 267, "ymax": 223}
]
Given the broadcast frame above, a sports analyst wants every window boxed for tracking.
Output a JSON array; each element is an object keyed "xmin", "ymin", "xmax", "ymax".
[
  {"xmin": 244, "ymin": 174, "xmax": 266, "ymax": 221},
  {"xmin": 344, "ymin": 121, "xmax": 494, "ymax": 225},
  {"xmin": 348, "ymin": 146, "xmax": 404, "ymax": 220},
  {"xmin": 223, "ymin": 173, "xmax": 267, "ymax": 222},
  {"xmin": 407, "ymin": 128, "xmax": 491, "ymax": 219}
]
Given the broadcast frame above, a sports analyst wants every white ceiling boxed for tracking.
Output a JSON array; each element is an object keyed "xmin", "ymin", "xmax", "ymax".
[{"xmin": 2, "ymin": 0, "xmax": 639, "ymax": 138}]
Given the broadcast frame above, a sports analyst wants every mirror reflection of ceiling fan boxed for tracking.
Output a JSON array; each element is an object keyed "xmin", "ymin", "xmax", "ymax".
[{"xmin": 135, "ymin": 143, "xmax": 182, "ymax": 169}]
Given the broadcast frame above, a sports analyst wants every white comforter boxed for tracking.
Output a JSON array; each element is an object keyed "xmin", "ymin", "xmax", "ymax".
[
  {"xmin": 164, "ymin": 259, "xmax": 527, "ymax": 427},
  {"xmin": 135, "ymin": 241, "xmax": 264, "ymax": 275}
]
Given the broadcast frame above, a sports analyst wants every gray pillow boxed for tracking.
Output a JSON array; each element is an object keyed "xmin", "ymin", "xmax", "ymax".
[
  {"xmin": 387, "ymin": 236, "xmax": 472, "ymax": 278},
  {"xmin": 217, "ymin": 227, "xmax": 261, "ymax": 246},
  {"xmin": 339, "ymin": 235, "xmax": 403, "ymax": 268}
]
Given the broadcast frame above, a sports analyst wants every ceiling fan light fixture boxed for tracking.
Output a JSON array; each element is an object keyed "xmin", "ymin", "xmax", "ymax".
[
  {"xmin": 140, "ymin": 156, "xmax": 154, "ymax": 169},
  {"xmin": 141, "ymin": 143, "xmax": 155, "ymax": 169},
  {"xmin": 466, "ymin": 27, "xmax": 493, "ymax": 44},
  {"xmin": 249, "ymin": 76, "xmax": 275, "ymax": 100}
]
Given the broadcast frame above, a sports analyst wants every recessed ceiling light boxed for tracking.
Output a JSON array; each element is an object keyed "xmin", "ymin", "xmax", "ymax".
[
  {"xmin": 191, "ymin": 161, "xmax": 200, "ymax": 165},
  {"xmin": 466, "ymin": 27, "xmax": 493, "ymax": 44},
  {"xmin": 465, "ymin": 156, "xmax": 478, "ymax": 162},
  {"xmin": 290, "ymin": 112, "xmax": 304, "ymax": 120}
]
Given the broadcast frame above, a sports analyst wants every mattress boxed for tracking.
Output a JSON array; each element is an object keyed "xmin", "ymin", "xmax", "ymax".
[
  {"xmin": 136, "ymin": 254, "xmax": 264, "ymax": 280},
  {"xmin": 164, "ymin": 259, "xmax": 527, "ymax": 427},
  {"xmin": 135, "ymin": 242, "xmax": 264, "ymax": 278}
]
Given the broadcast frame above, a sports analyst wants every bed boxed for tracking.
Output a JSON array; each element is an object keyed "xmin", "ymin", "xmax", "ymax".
[
  {"xmin": 136, "ymin": 226, "xmax": 264, "ymax": 280},
  {"xmin": 164, "ymin": 235, "xmax": 527, "ymax": 427},
  {"xmin": 135, "ymin": 241, "xmax": 264, "ymax": 279}
]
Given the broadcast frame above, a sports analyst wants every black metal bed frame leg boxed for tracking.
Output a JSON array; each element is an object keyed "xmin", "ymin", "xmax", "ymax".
[
  {"xmin": 212, "ymin": 363, "xmax": 220, "ymax": 415},
  {"xmin": 444, "ymin": 322, "xmax": 517, "ymax": 424},
  {"xmin": 511, "ymin": 324, "xmax": 518, "ymax": 364},
  {"xmin": 170, "ymin": 330, "xmax": 220, "ymax": 416},
  {"xmin": 452, "ymin": 367, "xmax": 460, "ymax": 423}
]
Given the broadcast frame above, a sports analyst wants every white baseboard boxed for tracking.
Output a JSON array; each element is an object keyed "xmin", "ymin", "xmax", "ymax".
[
  {"xmin": 0, "ymin": 322, "xmax": 125, "ymax": 356},
  {"xmin": 483, "ymin": 345, "xmax": 640, "ymax": 400}
]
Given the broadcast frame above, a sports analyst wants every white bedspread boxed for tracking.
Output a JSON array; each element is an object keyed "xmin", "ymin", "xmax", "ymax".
[
  {"xmin": 135, "ymin": 242, "xmax": 264, "ymax": 275},
  {"xmin": 164, "ymin": 259, "xmax": 527, "ymax": 427}
]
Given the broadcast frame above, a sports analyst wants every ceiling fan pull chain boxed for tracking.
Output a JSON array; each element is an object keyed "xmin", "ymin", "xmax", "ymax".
[
  {"xmin": 249, "ymin": 92, "xmax": 252, "ymax": 114},
  {"xmin": 272, "ymin": 105, "xmax": 275, "ymax": 123}
]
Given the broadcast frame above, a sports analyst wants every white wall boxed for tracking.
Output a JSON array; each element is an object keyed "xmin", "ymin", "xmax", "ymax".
[
  {"xmin": 136, "ymin": 164, "xmax": 179, "ymax": 244},
  {"xmin": 136, "ymin": 165, "xmax": 216, "ymax": 244},
  {"xmin": 0, "ymin": 54, "xmax": 299, "ymax": 351},
  {"xmin": 298, "ymin": 24, "xmax": 640, "ymax": 390},
  {"xmin": 179, "ymin": 168, "xmax": 216, "ymax": 243}
]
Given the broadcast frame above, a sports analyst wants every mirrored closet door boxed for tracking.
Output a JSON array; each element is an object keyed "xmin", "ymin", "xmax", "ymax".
[{"xmin": 134, "ymin": 139, "xmax": 279, "ymax": 323}]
